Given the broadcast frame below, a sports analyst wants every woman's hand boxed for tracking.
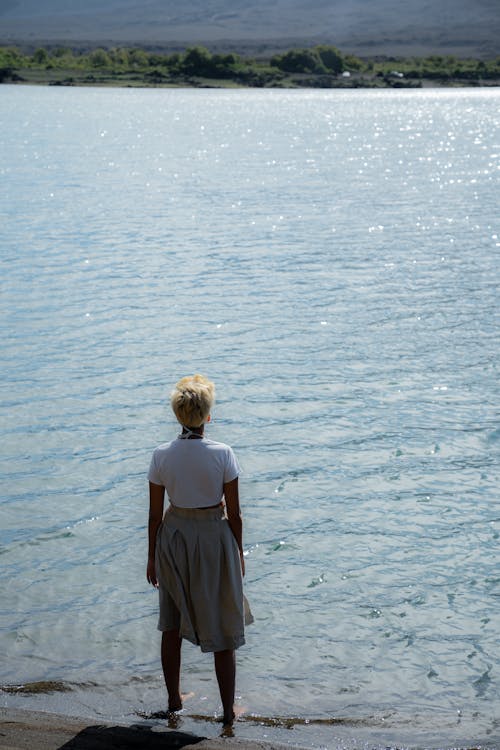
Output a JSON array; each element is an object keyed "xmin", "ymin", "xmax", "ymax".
[{"xmin": 147, "ymin": 556, "xmax": 158, "ymax": 587}]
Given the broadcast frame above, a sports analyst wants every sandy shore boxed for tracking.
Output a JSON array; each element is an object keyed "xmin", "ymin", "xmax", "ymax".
[{"xmin": 0, "ymin": 707, "xmax": 301, "ymax": 750}]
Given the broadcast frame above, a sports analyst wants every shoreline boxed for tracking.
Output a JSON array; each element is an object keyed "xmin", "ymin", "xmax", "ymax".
[
  {"xmin": 2, "ymin": 71, "xmax": 500, "ymax": 90},
  {"xmin": 2, "ymin": 693, "xmax": 499, "ymax": 750},
  {"xmin": 3, "ymin": 79, "xmax": 500, "ymax": 91},
  {"xmin": 0, "ymin": 706, "xmax": 300, "ymax": 750}
]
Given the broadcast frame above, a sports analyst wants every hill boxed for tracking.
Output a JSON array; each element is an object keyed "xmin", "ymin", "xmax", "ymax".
[{"xmin": 0, "ymin": 0, "xmax": 499, "ymax": 58}]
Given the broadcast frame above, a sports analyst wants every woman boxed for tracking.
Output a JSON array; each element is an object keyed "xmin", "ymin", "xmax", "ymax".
[{"xmin": 146, "ymin": 374, "xmax": 246, "ymax": 726}]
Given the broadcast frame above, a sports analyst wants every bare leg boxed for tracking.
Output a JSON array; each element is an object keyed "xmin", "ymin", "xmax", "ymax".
[
  {"xmin": 214, "ymin": 649, "xmax": 235, "ymax": 725},
  {"xmin": 161, "ymin": 629, "xmax": 182, "ymax": 711}
]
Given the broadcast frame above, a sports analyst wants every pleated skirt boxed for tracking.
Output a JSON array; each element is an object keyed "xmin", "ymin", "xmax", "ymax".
[{"xmin": 155, "ymin": 504, "xmax": 245, "ymax": 653}]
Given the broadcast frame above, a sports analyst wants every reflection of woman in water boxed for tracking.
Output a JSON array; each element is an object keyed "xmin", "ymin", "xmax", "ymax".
[{"xmin": 147, "ymin": 374, "xmax": 246, "ymax": 726}]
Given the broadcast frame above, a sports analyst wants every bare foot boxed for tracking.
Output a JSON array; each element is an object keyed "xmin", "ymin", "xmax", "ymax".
[
  {"xmin": 167, "ymin": 712, "xmax": 182, "ymax": 730},
  {"xmin": 221, "ymin": 722, "xmax": 235, "ymax": 738},
  {"xmin": 221, "ymin": 701, "xmax": 247, "ymax": 727},
  {"xmin": 168, "ymin": 690, "xmax": 194, "ymax": 713}
]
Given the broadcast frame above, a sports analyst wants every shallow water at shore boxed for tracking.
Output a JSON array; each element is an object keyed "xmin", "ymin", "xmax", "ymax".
[
  {"xmin": 1, "ymin": 85, "xmax": 499, "ymax": 748},
  {"xmin": 1, "ymin": 682, "xmax": 497, "ymax": 750}
]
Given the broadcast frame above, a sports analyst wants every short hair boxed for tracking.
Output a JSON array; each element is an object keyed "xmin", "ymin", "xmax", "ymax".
[{"xmin": 170, "ymin": 374, "xmax": 215, "ymax": 428}]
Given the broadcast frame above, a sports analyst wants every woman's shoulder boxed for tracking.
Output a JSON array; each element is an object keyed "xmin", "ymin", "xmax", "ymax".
[
  {"xmin": 202, "ymin": 438, "xmax": 235, "ymax": 453},
  {"xmin": 152, "ymin": 438, "xmax": 177, "ymax": 455}
]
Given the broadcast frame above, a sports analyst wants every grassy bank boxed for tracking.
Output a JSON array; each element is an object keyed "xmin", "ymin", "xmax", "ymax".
[{"xmin": 1, "ymin": 44, "xmax": 499, "ymax": 88}]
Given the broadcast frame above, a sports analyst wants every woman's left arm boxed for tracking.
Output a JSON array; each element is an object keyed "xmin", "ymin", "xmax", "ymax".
[
  {"xmin": 224, "ymin": 477, "xmax": 245, "ymax": 577},
  {"xmin": 147, "ymin": 481, "xmax": 165, "ymax": 587}
]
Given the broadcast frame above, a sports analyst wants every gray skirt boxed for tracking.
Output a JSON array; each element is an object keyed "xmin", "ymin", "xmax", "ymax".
[{"xmin": 155, "ymin": 504, "xmax": 245, "ymax": 653}]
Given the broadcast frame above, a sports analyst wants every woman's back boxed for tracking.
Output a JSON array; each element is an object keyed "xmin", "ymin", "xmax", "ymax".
[{"xmin": 148, "ymin": 436, "xmax": 240, "ymax": 508}]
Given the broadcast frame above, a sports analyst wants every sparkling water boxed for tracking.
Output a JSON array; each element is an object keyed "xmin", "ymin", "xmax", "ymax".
[{"xmin": 1, "ymin": 85, "xmax": 499, "ymax": 748}]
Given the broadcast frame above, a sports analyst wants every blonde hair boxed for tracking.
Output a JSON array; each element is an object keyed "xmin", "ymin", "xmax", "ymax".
[{"xmin": 170, "ymin": 374, "xmax": 215, "ymax": 428}]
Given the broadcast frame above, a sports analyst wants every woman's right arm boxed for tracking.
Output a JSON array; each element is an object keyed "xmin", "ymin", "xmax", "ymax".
[
  {"xmin": 224, "ymin": 477, "xmax": 245, "ymax": 577},
  {"xmin": 147, "ymin": 481, "xmax": 165, "ymax": 587}
]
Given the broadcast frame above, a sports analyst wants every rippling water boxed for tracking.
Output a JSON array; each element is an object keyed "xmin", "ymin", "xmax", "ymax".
[{"xmin": 1, "ymin": 85, "xmax": 499, "ymax": 748}]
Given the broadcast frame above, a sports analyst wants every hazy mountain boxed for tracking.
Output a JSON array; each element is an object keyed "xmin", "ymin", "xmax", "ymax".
[{"xmin": 0, "ymin": 0, "xmax": 498, "ymax": 57}]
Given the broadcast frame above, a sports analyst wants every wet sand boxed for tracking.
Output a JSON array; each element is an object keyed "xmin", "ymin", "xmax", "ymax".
[{"xmin": 0, "ymin": 707, "xmax": 301, "ymax": 750}]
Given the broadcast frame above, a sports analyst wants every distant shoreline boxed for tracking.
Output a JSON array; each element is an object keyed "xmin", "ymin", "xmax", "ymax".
[
  {"xmin": 4, "ymin": 77, "xmax": 500, "ymax": 90},
  {"xmin": 2, "ymin": 42, "xmax": 499, "ymax": 90}
]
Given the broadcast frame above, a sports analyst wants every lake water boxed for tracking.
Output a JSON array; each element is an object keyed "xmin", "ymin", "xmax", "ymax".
[{"xmin": 0, "ymin": 84, "xmax": 499, "ymax": 749}]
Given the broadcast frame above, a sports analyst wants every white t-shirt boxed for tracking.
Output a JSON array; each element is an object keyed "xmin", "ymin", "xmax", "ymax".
[{"xmin": 148, "ymin": 436, "xmax": 240, "ymax": 508}]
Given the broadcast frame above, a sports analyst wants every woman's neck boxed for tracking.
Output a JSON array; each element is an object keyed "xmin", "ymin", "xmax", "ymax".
[{"xmin": 181, "ymin": 425, "xmax": 204, "ymax": 438}]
